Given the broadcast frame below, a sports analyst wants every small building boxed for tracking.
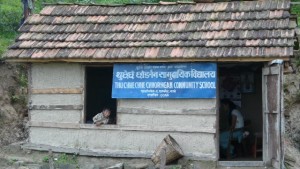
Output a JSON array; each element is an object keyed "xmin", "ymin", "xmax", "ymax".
[{"xmin": 4, "ymin": 0, "xmax": 296, "ymax": 168}]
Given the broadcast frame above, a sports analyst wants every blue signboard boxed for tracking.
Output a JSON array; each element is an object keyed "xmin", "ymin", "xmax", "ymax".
[{"xmin": 112, "ymin": 63, "xmax": 217, "ymax": 98}]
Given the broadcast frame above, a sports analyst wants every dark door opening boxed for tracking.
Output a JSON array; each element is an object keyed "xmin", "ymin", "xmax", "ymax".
[
  {"xmin": 218, "ymin": 63, "xmax": 263, "ymax": 161},
  {"xmin": 85, "ymin": 66, "xmax": 117, "ymax": 124}
]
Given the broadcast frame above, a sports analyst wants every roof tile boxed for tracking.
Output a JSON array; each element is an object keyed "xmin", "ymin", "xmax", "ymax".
[
  {"xmin": 19, "ymin": 49, "xmax": 35, "ymax": 58},
  {"xmin": 55, "ymin": 49, "xmax": 72, "ymax": 58},
  {"xmin": 74, "ymin": 6, "xmax": 89, "ymax": 15},
  {"xmin": 18, "ymin": 33, "xmax": 33, "ymax": 40},
  {"xmin": 270, "ymin": 0, "xmax": 279, "ymax": 10},
  {"xmin": 213, "ymin": 2, "xmax": 228, "ymax": 12},
  {"xmin": 136, "ymin": 47, "xmax": 147, "ymax": 58},
  {"xmin": 120, "ymin": 48, "xmax": 132, "ymax": 58},
  {"xmin": 69, "ymin": 49, "xmax": 85, "ymax": 58},
  {"xmin": 280, "ymin": 1, "xmax": 290, "ymax": 9},
  {"xmin": 19, "ymin": 41, "xmax": 35, "ymax": 48},
  {"xmin": 203, "ymin": 3, "xmax": 216, "ymax": 12},
  {"xmin": 40, "ymin": 6, "xmax": 56, "ymax": 15},
  {"xmin": 170, "ymin": 47, "xmax": 184, "ymax": 58},
  {"xmin": 4, "ymin": 49, "xmax": 24, "ymax": 58},
  {"xmin": 145, "ymin": 47, "xmax": 159, "ymax": 58},
  {"xmin": 238, "ymin": 1, "xmax": 251, "ymax": 11},
  {"xmin": 93, "ymin": 48, "xmax": 109, "ymax": 58},
  {"xmin": 64, "ymin": 24, "xmax": 79, "ymax": 32},
  {"xmin": 31, "ymin": 49, "xmax": 48, "ymax": 58},
  {"xmin": 51, "ymin": 16, "xmax": 64, "ymax": 24}
]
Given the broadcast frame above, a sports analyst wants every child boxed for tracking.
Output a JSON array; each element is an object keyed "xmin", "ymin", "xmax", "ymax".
[{"xmin": 93, "ymin": 108, "xmax": 111, "ymax": 126}]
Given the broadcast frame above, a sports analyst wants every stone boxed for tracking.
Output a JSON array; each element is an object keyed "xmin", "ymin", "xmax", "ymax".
[
  {"xmin": 15, "ymin": 160, "xmax": 25, "ymax": 166},
  {"xmin": 17, "ymin": 167, "xmax": 29, "ymax": 169},
  {"xmin": 79, "ymin": 163, "xmax": 97, "ymax": 169},
  {"xmin": 125, "ymin": 162, "xmax": 149, "ymax": 169},
  {"xmin": 190, "ymin": 161, "xmax": 216, "ymax": 169},
  {"xmin": 24, "ymin": 164, "xmax": 41, "ymax": 169},
  {"xmin": 165, "ymin": 165, "xmax": 182, "ymax": 169},
  {"xmin": 105, "ymin": 163, "xmax": 124, "ymax": 169},
  {"xmin": 55, "ymin": 164, "xmax": 78, "ymax": 169}
]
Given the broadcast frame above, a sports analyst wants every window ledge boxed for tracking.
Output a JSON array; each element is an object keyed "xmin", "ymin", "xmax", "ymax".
[{"xmin": 30, "ymin": 121, "xmax": 216, "ymax": 133}]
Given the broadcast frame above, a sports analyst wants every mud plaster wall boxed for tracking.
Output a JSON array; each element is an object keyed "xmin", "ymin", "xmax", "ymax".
[{"xmin": 29, "ymin": 63, "xmax": 217, "ymax": 160}]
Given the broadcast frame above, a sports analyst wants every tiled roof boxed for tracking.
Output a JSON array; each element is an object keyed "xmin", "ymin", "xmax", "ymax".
[{"xmin": 4, "ymin": 0, "xmax": 296, "ymax": 61}]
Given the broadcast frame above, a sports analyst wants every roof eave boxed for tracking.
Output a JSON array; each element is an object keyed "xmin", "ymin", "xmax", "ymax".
[{"xmin": 4, "ymin": 57, "xmax": 291, "ymax": 63}]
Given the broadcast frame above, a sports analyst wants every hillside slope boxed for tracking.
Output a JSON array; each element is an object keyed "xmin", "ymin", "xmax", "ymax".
[{"xmin": 0, "ymin": 62, "xmax": 28, "ymax": 146}]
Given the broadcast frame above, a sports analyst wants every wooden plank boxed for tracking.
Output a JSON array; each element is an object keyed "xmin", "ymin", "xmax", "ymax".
[
  {"xmin": 29, "ymin": 121, "xmax": 216, "ymax": 133},
  {"xmin": 80, "ymin": 65, "xmax": 85, "ymax": 124},
  {"xmin": 30, "ymin": 105, "xmax": 83, "ymax": 110},
  {"xmin": 21, "ymin": 143, "xmax": 151, "ymax": 158},
  {"xmin": 118, "ymin": 107, "xmax": 216, "ymax": 115},
  {"xmin": 31, "ymin": 88, "xmax": 83, "ymax": 94},
  {"xmin": 262, "ymin": 66, "xmax": 280, "ymax": 75},
  {"xmin": 5, "ymin": 57, "xmax": 290, "ymax": 63},
  {"xmin": 22, "ymin": 143, "xmax": 215, "ymax": 159},
  {"xmin": 218, "ymin": 161, "xmax": 265, "ymax": 167},
  {"xmin": 262, "ymin": 64, "xmax": 284, "ymax": 168}
]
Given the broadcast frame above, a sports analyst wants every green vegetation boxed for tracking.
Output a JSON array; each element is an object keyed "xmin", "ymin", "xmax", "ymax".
[
  {"xmin": 0, "ymin": 0, "xmax": 22, "ymax": 58},
  {"xmin": 42, "ymin": 153, "xmax": 78, "ymax": 166},
  {"xmin": 0, "ymin": 0, "xmax": 22, "ymax": 32},
  {"xmin": 42, "ymin": 155, "xmax": 49, "ymax": 163},
  {"xmin": 292, "ymin": 0, "xmax": 300, "ymax": 25},
  {"xmin": 8, "ymin": 64, "xmax": 28, "ymax": 105},
  {"xmin": 55, "ymin": 153, "xmax": 78, "ymax": 165},
  {"xmin": 170, "ymin": 165, "xmax": 182, "ymax": 169}
]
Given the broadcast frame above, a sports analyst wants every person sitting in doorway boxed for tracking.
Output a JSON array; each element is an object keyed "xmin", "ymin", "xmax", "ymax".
[
  {"xmin": 93, "ymin": 108, "xmax": 111, "ymax": 126},
  {"xmin": 219, "ymin": 99, "xmax": 244, "ymax": 159}
]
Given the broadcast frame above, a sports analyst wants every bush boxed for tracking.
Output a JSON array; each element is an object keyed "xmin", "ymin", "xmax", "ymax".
[
  {"xmin": 0, "ymin": 1, "xmax": 21, "ymax": 58},
  {"xmin": 0, "ymin": 0, "xmax": 22, "ymax": 32}
]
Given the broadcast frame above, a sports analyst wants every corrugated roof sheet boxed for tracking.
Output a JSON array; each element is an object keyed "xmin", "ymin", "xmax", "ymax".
[{"xmin": 3, "ymin": 0, "xmax": 295, "ymax": 61}]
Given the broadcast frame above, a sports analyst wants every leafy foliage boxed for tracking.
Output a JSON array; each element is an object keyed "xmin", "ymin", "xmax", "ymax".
[
  {"xmin": 292, "ymin": 0, "xmax": 300, "ymax": 26},
  {"xmin": 0, "ymin": 0, "xmax": 22, "ymax": 32},
  {"xmin": 0, "ymin": 0, "xmax": 22, "ymax": 57}
]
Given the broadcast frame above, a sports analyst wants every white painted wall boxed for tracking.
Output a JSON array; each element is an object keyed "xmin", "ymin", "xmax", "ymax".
[
  {"xmin": 29, "ymin": 63, "xmax": 84, "ymax": 123},
  {"xmin": 30, "ymin": 110, "xmax": 81, "ymax": 123},
  {"xmin": 118, "ymin": 114, "xmax": 215, "ymax": 129},
  {"xmin": 30, "ymin": 127, "xmax": 216, "ymax": 159},
  {"xmin": 31, "ymin": 63, "xmax": 83, "ymax": 89},
  {"xmin": 31, "ymin": 94, "xmax": 82, "ymax": 105}
]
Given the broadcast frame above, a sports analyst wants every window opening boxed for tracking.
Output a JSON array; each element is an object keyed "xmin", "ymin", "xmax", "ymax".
[{"xmin": 85, "ymin": 67, "xmax": 117, "ymax": 124}]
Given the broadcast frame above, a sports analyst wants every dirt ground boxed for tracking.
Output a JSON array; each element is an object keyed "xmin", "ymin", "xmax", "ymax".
[{"xmin": 0, "ymin": 62, "xmax": 28, "ymax": 147}]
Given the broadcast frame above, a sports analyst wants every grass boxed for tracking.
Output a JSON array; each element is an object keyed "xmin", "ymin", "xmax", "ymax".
[{"xmin": 42, "ymin": 153, "xmax": 78, "ymax": 165}]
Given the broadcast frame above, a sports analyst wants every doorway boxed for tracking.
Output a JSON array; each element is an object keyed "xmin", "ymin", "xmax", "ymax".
[{"xmin": 218, "ymin": 63, "xmax": 263, "ymax": 161}]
